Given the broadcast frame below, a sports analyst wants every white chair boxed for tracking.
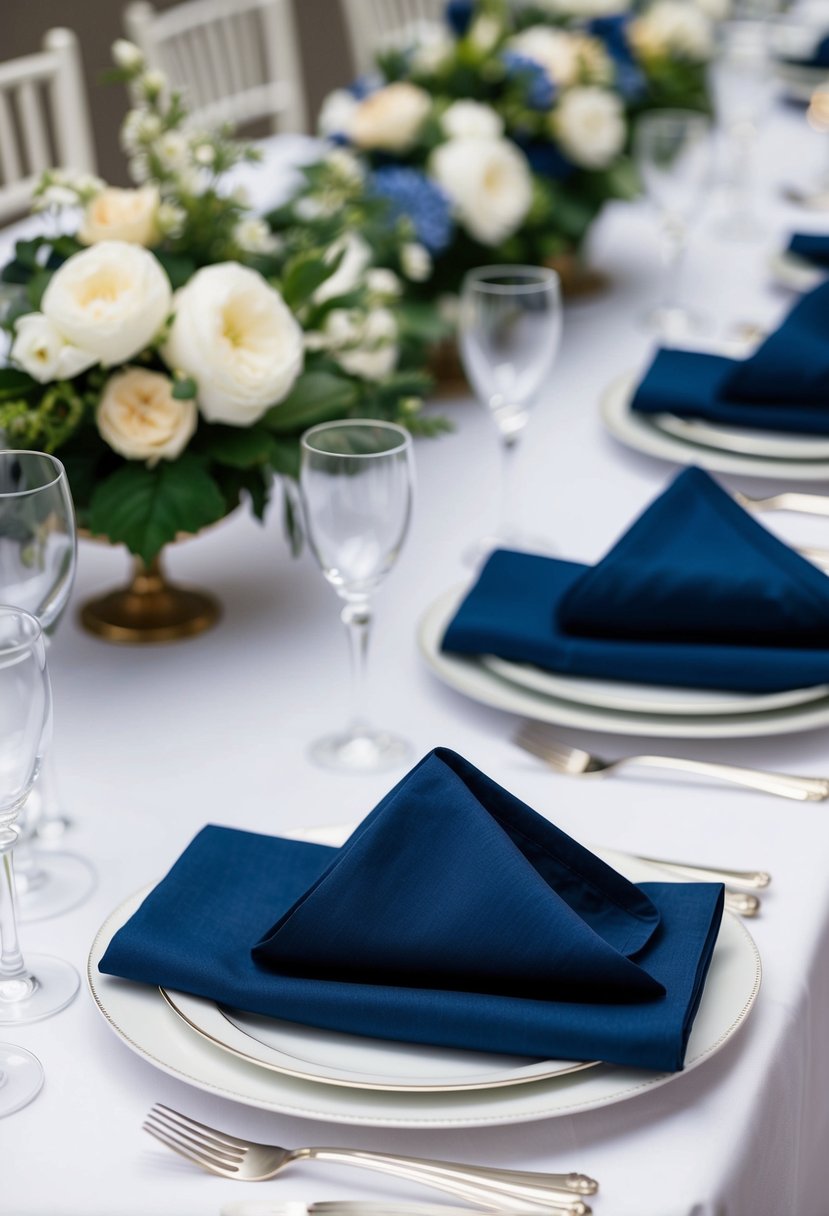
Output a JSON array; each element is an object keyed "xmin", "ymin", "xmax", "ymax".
[
  {"xmin": 0, "ymin": 29, "xmax": 96, "ymax": 224},
  {"xmin": 341, "ymin": 0, "xmax": 450, "ymax": 75},
  {"xmin": 125, "ymin": 0, "xmax": 307, "ymax": 134}
]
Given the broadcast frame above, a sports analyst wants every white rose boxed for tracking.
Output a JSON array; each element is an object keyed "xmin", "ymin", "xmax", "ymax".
[
  {"xmin": 163, "ymin": 263, "xmax": 304, "ymax": 426},
  {"xmin": 329, "ymin": 308, "xmax": 399, "ymax": 381},
  {"xmin": 112, "ymin": 39, "xmax": 144, "ymax": 70},
  {"xmin": 430, "ymin": 137, "xmax": 534, "ymax": 246},
  {"xmin": 313, "ymin": 233, "xmax": 372, "ymax": 305},
  {"xmin": 42, "ymin": 241, "xmax": 172, "ymax": 367},
  {"xmin": 441, "ymin": 100, "xmax": 504, "ymax": 140},
  {"xmin": 351, "ymin": 82, "xmax": 432, "ymax": 153},
  {"xmin": 631, "ymin": 1, "xmax": 714, "ymax": 60},
  {"xmin": 319, "ymin": 89, "xmax": 361, "ymax": 139},
  {"xmin": 508, "ymin": 27, "xmax": 581, "ymax": 87},
  {"xmin": 553, "ymin": 87, "xmax": 626, "ymax": 168},
  {"xmin": 97, "ymin": 367, "xmax": 197, "ymax": 465},
  {"xmin": 11, "ymin": 314, "xmax": 97, "ymax": 384},
  {"xmin": 78, "ymin": 186, "xmax": 160, "ymax": 247},
  {"xmin": 401, "ymin": 241, "xmax": 432, "ymax": 282}
]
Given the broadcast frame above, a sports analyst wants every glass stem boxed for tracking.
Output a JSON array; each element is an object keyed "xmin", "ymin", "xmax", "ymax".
[
  {"xmin": 728, "ymin": 123, "xmax": 756, "ymax": 220},
  {"xmin": 659, "ymin": 215, "xmax": 687, "ymax": 316},
  {"xmin": 341, "ymin": 598, "xmax": 372, "ymax": 736},
  {"xmin": 498, "ymin": 432, "xmax": 522, "ymax": 541},
  {"xmin": 0, "ymin": 822, "xmax": 37, "ymax": 1004}
]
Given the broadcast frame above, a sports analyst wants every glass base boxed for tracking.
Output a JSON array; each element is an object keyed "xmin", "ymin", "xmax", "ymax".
[
  {"xmin": 641, "ymin": 304, "xmax": 711, "ymax": 345},
  {"xmin": 309, "ymin": 728, "xmax": 412, "ymax": 773},
  {"xmin": 33, "ymin": 814, "xmax": 74, "ymax": 844},
  {"xmin": 0, "ymin": 1044, "xmax": 43, "ymax": 1116},
  {"xmin": 16, "ymin": 852, "xmax": 97, "ymax": 924},
  {"xmin": 463, "ymin": 530, "xmax": 555, "ymax": 569},
  {"xmin": 0, "ymin": 955, "xmax": 79, "ymax": 1025}
]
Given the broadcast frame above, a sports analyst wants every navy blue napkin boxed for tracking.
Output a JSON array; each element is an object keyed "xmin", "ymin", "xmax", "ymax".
[
  {"xmin": 99, "ymin": 748, "xmax": 723, "ymax": 1071},
  {"xmin": 784, "ymin": 33, "xmax": 829, "ymax": 69},
  {"xmin": 788, "ymin": 233, "xmax": 829, "ymax": 269},
  {"xmin": 441, "ymin": 468, "xmax": 829, "ymax": 692},
  {"xmin": 631, "ymin": 282, "xmax": 829, "ymax": 434}
]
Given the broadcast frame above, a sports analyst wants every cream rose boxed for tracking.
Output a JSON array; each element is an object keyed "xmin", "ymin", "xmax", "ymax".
[
  {"xmin": 631, "ymin": 1, "xmax": 714, "ymax": 60},
  {"xmin": 96, "ymin": 367, "xmax": 197, "ymax": 465},
  {"xmin": 553, "ymin": 87, "xmax": 626, "ymax": 169},
  {"xmin": 441, "ymin": 100, "xmax": 504, "ymax": 140},
  {"xmin": 163, "ymin": 263, "xmax": 304, "ymax": 426},
  {"xmin": 430, "ymin": 137, "xmax": 534, "ymax": 247},
  {"xmin": 41, "ymin": 241, "xmax": 172, "ymax": 367},
  {"xmin": 507, "ymin": 27, "xmax": 581, "ymax": 87},
  {"xmin": 11, "ymin": 313, "xmax": 97, "ymax": 384},
  {"xmin": 79, "ymin": 186, "xmax": 160, "ymax": 247},
  {"xmin": 351, "ymin": 83, "xmax": 432, "ymax": 153}
]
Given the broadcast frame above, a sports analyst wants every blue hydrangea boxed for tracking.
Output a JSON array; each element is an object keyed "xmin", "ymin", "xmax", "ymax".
[
  {"xmin": 514, "ymin": 137, "xmax": 575, "ymax": 182},
  {"xmin": 501, "ymin": 52, "xmax": 557, "ymax": 111},
  {"xmin": 348, "ymin": 74, "xmax": 383, "ymax": 100},
  {"xmin": 588, "ymin": 16, "xmax": 647, "ymax": 102},
  {"xmin": 370, "ymin": 166, "xmax": 454, "ymax": 254},
  {"xmin": 445, "ymin": 0, "xmax": 475, "ymax": 37}
]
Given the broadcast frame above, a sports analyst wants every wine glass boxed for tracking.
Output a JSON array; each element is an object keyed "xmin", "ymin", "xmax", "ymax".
[
  {"xmin": 458, "ymin": 265, "xmax": 562, "ymax": 564},
  {"xmin": 0, "ymin": 451, "xmax": 95, "ymax": 920},
  {"xmin": 634, "ymin": 110, "xmax": 713, "ymax": 341},
  {"xmin": 300, "ymin": 420, "xmax": 415, "ymax": 773},
  {"xmin": 0, "ymin": 606, "xmax": 79, "ymax": 1114}
]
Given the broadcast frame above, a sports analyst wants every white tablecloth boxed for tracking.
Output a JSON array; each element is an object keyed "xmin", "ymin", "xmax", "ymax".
[{"xmin": 6, "ymin": 107, "xmax": 829, "ymax": 1216}]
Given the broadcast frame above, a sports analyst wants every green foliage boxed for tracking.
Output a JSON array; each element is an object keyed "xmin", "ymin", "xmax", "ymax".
[
  {"xmin": 262, "ymin": 371, "xmax": 359, "ymax": 435},
  {"xmin": 280, "ymin": 249, "xmax": 343, "ymax": 310}
]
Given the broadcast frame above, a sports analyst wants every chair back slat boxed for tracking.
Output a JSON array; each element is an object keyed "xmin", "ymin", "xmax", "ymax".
[{"xmin": 342, "ymin": 0, "xmax": 448, "ymax": 73}]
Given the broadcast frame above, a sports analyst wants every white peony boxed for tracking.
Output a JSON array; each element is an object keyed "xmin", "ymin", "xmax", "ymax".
[
  {"xmin": 553, "ymin": 87, "xmax": 626, "ymax": 168},
  {"xmin": 41, "ymin": 241, "xmax": 172, "ymax": 367},
  {"xmin": 11, "ymin": 314, "xmax": 97, "ymax": 383},
  {"xmin": 163, "ymin": 263, "xmax": 304, "ymax": 426},
  {"xmin": 507, "ymin": 27, "xmax": 582, "ymax": 87},
  {"xmin": 318, "ymin": 89, "xmax": 361, "ymax": 139},
  {"xmin": 351, "ymin": 82, "xmax": 432, "ymax": 153},
  {"xmin": 441, "ymin": 100, "xmax": 504, "ymax": 140},
  {"xmin": 631, "ymin": 1, "xmax": 714, "ymax": 60},
  {"xmin": 401, "ymin": 241, "xmax": 432, "ymax": 282},
  {"xmin": 79, "ymin": 186, "xmax": 160, "ymax": 247},
  {"xmin": 96, "ymin": 367, "xmax": 197, "ymax": 465},
  {"xmin": 313, "ymin": 233, "xmax": 372, "ymax": 305},
  {"xmin": 430, "ymin": 137, "xmax": 534, "ymax": 247}
]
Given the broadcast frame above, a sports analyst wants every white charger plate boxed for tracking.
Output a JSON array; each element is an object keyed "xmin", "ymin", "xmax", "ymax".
[
  {"xmin": 768, "ymin": 249, "xmax": 827, "ymax": 295},
  {"xmin": 773, "ymin": 60, "xmax": 829, "ymax": 102},
  {"xmin": 651, "ymin": 411, "xmax": 829, "ymax": 460},
  {"xmin": 600, "ymin": 373, "xmax": 829, "ymax": 482},
  {"xmin": 480, "ymin": 653, "xmax": 829, "ymax": 718},
  {"xmin": 419, "ymin": 588, "xmax": 829, "ymax": 739},
  {"xmin": 87, "ymin": 850, "xmax": 761, "ymax": 1128}
]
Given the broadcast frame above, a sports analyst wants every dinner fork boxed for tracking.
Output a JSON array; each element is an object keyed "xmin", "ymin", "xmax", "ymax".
[
  {"xmin": 144, "ymin": 1104, "xmax": 597, "ymax": 1212},
  {"xmin": 221, "ymin": 1204, "xmax": 568, "ymax": 1216},
  {"xmin": 515, "ymin": 721, "xmax": 829, "ymax": 802},
  {"xmin": 734, "ymin": 489, "xmax": 829, "ymax": 518}
]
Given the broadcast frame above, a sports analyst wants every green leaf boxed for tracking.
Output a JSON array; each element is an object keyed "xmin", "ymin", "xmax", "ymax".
[
  {"xmin": 262, "ymin": 371, "xmax": 358, "ymax": 435},
  {"xmin": 26, "ymin": 269, "xmax": 53, "ymax": 311},
  {"xmin": 171, "ymin": 376, "xmax": 197, "ymax": 400},
  {"xmin": 154, "ymin": 251, "xmax": 197, "ymax": 291},
  {"xmin": 200, "ymin": 425, "xmax": 274, "ymax": 468},
  {"xmin": 268, "ymin": 436, "xmax": 300, "ymax": 479},
  {"xmin": 280, "ymin": 249, "xmax": 343, "ymax": 310},
  {"xmin": 88, "ymin": 454, "xmax": 226, "ymax": 565},
  {"xmin": 0, "ymin": 368, "xmax": 38, "ymax": 399}
]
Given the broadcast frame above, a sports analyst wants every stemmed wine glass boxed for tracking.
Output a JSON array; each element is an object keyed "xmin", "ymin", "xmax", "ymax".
[
  {"xmin": 300, "ymin": 420, "xmax": 415, "ymax": 773},
  {"xmin": 0, "ymin": 606, "xmax": 79, "ymax": 1114},
  {"xmin": 458, "ymin": 266, "xmax": 562, "ymax": 564},
  {"xmin": 0, "ymin": 451, "xmax": 95, "ymax": 920},
  {"xmin": 634, "ymin": 110, "xmax": 713, "ymax": 341}
]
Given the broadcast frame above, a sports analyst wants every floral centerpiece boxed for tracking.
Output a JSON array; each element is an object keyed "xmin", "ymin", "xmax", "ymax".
[
  {"xmin": 0, "ymin": 43, "xmax": 444, "ymax": 640},
  {"xmin": 303, "ymin": 0, "xmax": 721, "ymax": 301}
]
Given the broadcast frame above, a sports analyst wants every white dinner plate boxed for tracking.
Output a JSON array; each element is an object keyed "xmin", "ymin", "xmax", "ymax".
[
  {"xmin": 419, "ymin": 588, "xmax": 829, "ymax": 739},
  {"xmin": 600, "ymin": 373, "xmax": 829, "ymax": 482},
  {"xmin": 87, "ymin": 850, "xmax": 761, "ymax": 1128},
  {"xmin": 651, "ymin": 411, "xmax": 829, "ymax": 460},
  {"xmin": 161, "ymin": 990, "xmax": 596, "ymax": 1093},
  {"xmin": 773, "ymin": 59, "xmax": 829, "ymax": 103},
  {"xmin": 768, "ymin": 249, "xmax": 826, "ymax": 295},
  {"xmin": 480, "ymin": 653, "xmax": 829, "ymax": 718}
]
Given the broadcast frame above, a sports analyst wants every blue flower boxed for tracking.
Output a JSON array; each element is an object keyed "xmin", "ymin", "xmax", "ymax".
[
  {"xmin": 445, "ymin": 0, "xmax": 474, "ymax": 37},
  {"xmin": 501, "ymin": 52, "xmax": 557, "ymax": 111},
  {"xmin": 514, "ymin": 137, "xmax": 575, "ymax": 182},
  {"xmin": 588, "ymin": 16, "xmax": 647, "ymax": 102},
  {"xmin": 370, "ymin": 166, "xmax": 454, "ymax": 254},
  {"xmin": 348, "ymin": 74, "xmax": 382, "ymax": 100}
]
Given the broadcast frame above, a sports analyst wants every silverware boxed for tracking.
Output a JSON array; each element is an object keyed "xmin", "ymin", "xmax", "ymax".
[
  {"xmin": 735, "ymin": 489, "xmax": 829, "ymax": 518},
  {"xmin": 145, "ymin": 1104, "xmax": 597, "ymax": 1212},
  {"xmin": 515, "ymin": 721, "xmax": 829, "ymax": 802},
  {"xmin": 724, "ymin": 890, "xmax": 761, "ymax": 918},
  {"xmin": 220, "ymin": 1205, "xmax": 569, "ymax": 1216},
  {"xmin": 632, "ymin": 856, "xmax": 771, "ymax": 889}
]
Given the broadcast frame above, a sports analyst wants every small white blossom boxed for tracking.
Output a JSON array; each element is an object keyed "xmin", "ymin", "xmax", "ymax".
[
  {"xmin": 139, "ymin": 68, "xmax": 166, "ymax": 97},
  {"xmin": 469, "ymin": 15, "xmax": 501, "ymax": 52},
  {"xmin": 367, "ymin": 268, "xmax": 402, "ymax": 299},
  {"xmin": 326, "ymin": 148, "xmax": 364, "ymax": 183},
  {"xmin": 156, "ymin": 201, "xmax": 186, "ymax": 237},
  {"xmin": 128, "ymin": 154, "xmax": 150, "ymax": 184},
  {"xmin": 233, "ymin": 217, "xmax": 279, "ymax": 254},
  {"xmin": 155, "ymin": 130, "xmax": 190, "ymax": 173},
  {"xmin": 193, "ymin": 143, "xmax": 216, "ymax": 167},
  {"xmin": 112, "ymin": 39, "xmax": 144, "ymax": 71},
  {"xmin": 401, "ymin": 242, "xmax": 432, "ymax": 282}
]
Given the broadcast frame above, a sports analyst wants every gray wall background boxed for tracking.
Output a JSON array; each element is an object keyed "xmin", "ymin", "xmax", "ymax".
[{"xmin": 4, "ymin": 0, "xmax": 353, "ymax": 185}]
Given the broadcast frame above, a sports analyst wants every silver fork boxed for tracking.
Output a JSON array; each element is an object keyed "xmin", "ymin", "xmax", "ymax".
[
  {"xmin": 515, "ymin": 720, "xmax": 829, "ymax": 803},
  {"xmin": 734, "ymin": 489, "xmax": 829, "ymax": 518},
  {"xmin": 144, "ymin": 1105, "xmax": 597, "ymax": 1213}
]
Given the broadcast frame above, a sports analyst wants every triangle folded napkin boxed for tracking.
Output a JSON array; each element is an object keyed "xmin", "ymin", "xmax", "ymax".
[
  {"xmin": 787, "ymin": 233, "xmax": 829, "ymax": 270},
  {"xmin": 441, "ymin": 467, "xmax": 829, "ymax": 692},
  {"xmin": 631, "ymin": 281, "xmax": 829, "ymax": 434},
  {"xmin": 99, "ymin": 748, "xmax": 723, "ymax": 1072}
]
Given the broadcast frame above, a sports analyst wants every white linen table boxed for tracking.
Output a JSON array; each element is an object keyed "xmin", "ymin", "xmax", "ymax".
[{"xmin": 5, "ymin": 107, "xmax": 829, "ymax": 1216}]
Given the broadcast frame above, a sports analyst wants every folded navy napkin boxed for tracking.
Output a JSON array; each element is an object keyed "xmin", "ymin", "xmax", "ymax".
[
  {"xmin": 788, "ymin": 233, "xmax": 829, "ymax": 269},
  {"xmin": 442, "ymin": 467, "xmax": 829, "ymax": 692},
  {"xmin": 99, "ymin": 748, "xmax": 723, "ymax": 1071},
  {"xmin": 784, "ymin": 33, "xmax": 829, "ymax": 69},
  {"xmin": 631, "ymin": 281, "xmax": 829, "ymax": 434}
]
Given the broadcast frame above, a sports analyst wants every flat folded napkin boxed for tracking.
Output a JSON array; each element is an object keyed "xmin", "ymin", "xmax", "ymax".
[
  {"xmin": 99, "ymin": 748, "xmax": 724, "ymax": 1071},
  {"xmin": 441, "ymin": 467, "xmax": 829, "ymax": 692},
  {"xmin": 787, "ymin": 233, "xmax": 829, "ymax": 269},
  {"xmin": 631, "ymin": 281, "xmax": 829, "ymax": 434}
]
